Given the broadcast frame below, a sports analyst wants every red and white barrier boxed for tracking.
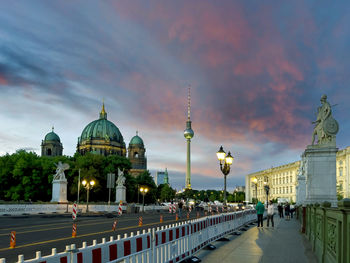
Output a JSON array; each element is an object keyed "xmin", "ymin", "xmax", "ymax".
[
  {"xmin": 118, "ymin": 201, "xmax": 123, "ymax": 216},
  {"xmin": 72, "ymin": 202, "xmax": 77, "ymax": 220},
  {"xmin": 8, "ymin": 209, "xmax": 257, "ymax": 263}
]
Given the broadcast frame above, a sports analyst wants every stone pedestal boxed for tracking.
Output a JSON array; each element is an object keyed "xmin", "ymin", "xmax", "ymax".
[
  {"xmin": 296, "ymin": 175, "xmax": 306, "ymax": 205},
  {"xmin": 115, "ymin": 185, "xmax": 126, "ymax": 204},
  {"xmin": 304, "ymin": 145, "xmax": 338, "ymax": 207},
  {"xmin": 51, "ymin": 180, "xmax": 68, "ymax": 203}
]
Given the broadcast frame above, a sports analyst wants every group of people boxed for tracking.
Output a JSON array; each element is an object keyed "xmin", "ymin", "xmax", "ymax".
[
  {"xmin": 255, "ymin": 201, "xmax": 295, "ymax": 228},
  {"xmin": 277, "ymin": 202, "xmax": 295, "ymax": 220}
]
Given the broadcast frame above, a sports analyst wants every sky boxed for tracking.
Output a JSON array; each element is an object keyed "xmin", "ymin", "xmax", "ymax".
[{"xmin": 0, "ymin": 1, "xmax": 350, "ymax": 191}]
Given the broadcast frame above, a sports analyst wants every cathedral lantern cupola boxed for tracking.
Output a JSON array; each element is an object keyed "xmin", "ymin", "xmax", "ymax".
[
  {"xmin": 128, "ymin": 131, "xmax": 147, "ymax": 177},
  {"xmin": 41, "ymin": 127, "xmax": 63, "ymax": 157}
]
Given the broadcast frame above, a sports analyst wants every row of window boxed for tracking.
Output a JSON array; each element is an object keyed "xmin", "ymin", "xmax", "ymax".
[
  {"xmin": 253, "ymin": 186, "xmax": 294, "ymax": 196},
  {"xmin": 273, "ymin": 175, "xmax": 294, "ymax": 185},
  {"xmin": 272, "ymin": 186, "xmax": 293, "ymax": 194}
]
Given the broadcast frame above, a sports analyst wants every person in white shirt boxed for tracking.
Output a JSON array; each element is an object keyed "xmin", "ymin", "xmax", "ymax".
[{"xmin": 267, "ymin": 201, "xmax": 275, "ymax": 227}]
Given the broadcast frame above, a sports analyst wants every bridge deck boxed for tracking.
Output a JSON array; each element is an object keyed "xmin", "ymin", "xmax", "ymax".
[{"xmin": 198, "ymin": 215, "xmax": 317, "ymax": 263}]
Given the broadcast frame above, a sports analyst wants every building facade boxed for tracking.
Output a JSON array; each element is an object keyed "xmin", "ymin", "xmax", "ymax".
[
  {"xmin": 75, "ymin": 103, "xmax": 147, "ymax": 177},
  {"xmin": 155, "ymin": 168, "xmax": 169, "ymax": 186},
  {"xmin": 245, "ymin": 146, "xmax": 350, "ymax": 203}
]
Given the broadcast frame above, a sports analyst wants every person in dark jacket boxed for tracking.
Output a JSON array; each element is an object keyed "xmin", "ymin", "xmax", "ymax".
[
  {"xmin": 285, "ymin": 203, "xmax": 291, "ymax": 220},
  {"xmin": 178, "ymin": 201, "xmax": 183, "ymax": 218},
  {"xmin": 255, "ymin": 201, "xmax": 265, "ymax": 227},
  {"xmin": 277, "ymin": 203, "xmax": 284, "ymax": 218}
]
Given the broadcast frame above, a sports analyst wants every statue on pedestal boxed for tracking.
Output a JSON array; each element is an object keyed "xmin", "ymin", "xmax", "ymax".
[
  {"xmin": 115, "ymin": 168, "xmax": 126, "ymax": 203},
  {"xmin": 304, "ymin": 94, "xmax": 338, "ymax": 206},
  {"xmin": 311, "ymin": 94, "xmax": 339, "ymax": 146},
  {"xmin": 51, "ymin": 162, "xmax": 69, "ymax": 203}
]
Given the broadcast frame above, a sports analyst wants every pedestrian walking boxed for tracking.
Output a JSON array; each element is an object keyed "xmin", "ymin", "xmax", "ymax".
[
  {"xmin": 255, "ymin": 201, "xmax": 265, "ymax": 227},
  {"xmin": 277, "ymin": 203, "xmax": 284, "ymax": 218},
  {"xmin": 290, "ymin": 204, "xmax": 295, "ymax": 218},
  {"xmin": 285, "ymin": 203, "xmax": 291, "ymax": 220},
  {"xmin": 178, "ymin": 200, "xmax": 183, "ymax": 218},
  {"xmin": 267, "ymin": 201, "xmax": 274, "ymax": 227}
]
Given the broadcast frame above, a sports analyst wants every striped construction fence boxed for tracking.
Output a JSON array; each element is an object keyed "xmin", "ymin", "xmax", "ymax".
[{"xmin": 4, "ymin": 209, "xmax": 257, "ymax": 263}]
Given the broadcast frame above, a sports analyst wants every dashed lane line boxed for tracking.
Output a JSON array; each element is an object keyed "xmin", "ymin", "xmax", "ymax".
[{"xmin": 0, "ymin": 219, "xmax": 177, "ymax": 252}]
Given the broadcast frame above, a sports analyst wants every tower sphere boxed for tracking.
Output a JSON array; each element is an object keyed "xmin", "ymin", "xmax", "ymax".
[{"xmin": 184, "ymin": 127, "xmax": 194, "ymax": 139}]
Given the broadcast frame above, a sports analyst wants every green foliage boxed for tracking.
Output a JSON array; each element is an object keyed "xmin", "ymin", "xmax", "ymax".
[
  {"xmin": 336, "ymin": 184, "xmax": 344, "ymax": 201},
  {"xmin": 158, "ymin": 184, "xmax": 176, "ymax": 202},
  {"xmin": 135, "ymin": 170, "xmax": 157, "ymax": 204},
  {"xmin": 0, "ymin": 151, "xmax": 133, "ymax": 202}
]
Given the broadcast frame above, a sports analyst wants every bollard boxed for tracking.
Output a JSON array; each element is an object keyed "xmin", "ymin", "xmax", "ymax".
[
  {"xmin": 10, "ymin": 231, "xmax": 16, "ymax": 248},
  {"xmin": 176, "ymin": 213, "xmax": 179, "ymax": 221},
  {"xmin": 112, "ymin": 220, "xmax": 117, "ymax": 231},
  {"xmin": 138, "ymin": 217, "xmax": 142, "ymax": 226},
  {"xmin": 72, "ymin": 223, "xmax": 77, "ymax": 238},
  {"xmin": 160, "ymin": 214, "xmax": 163, "ymax": 223}
]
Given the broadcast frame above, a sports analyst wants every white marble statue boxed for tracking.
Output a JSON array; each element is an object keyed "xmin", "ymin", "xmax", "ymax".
[
  {"xmin": 116, "ymin": 168, "xmax": 126, "ymax": 186},
  {"xmin": 311, "ymin": 94, "xmax": 339, "ymax": 146},
  {"xmin": 115, "ymin": 168, "xmax": 126, "ymax": 203},
  {"xmin": 53, "ymin": 162, "xmax": 70, "ymax": 181}
]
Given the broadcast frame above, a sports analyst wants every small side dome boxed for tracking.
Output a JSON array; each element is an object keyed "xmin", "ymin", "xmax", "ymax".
[
  {"xmin": 44, "ymin": 127, "xmax": 61, "ymax": 142},
  {"xmin": 129, "ymin": 131, "xmax": 144, "ymax": 146}
]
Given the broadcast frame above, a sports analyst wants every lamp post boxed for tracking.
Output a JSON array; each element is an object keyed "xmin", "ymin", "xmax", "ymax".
[
  {"xmin": 82, "ymin": 179, "xmax": 95, "ymax": 213},
  {"xmin": 251, "ymin": 177, "xmax": 258, "ymax": 204},
  {"xmin": 140, "ymin": 186, "xmax": 149, "ymax": 213},
  {"xmin": 216, "ymin": 146, "xmax": 234, "ymax": 206},
  {"xmin": 264, "ymin": 181, "xmax": 270, "ymax": 204}
]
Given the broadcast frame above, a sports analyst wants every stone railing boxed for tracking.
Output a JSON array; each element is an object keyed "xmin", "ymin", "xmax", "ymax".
[{"xmin": 297, "ymin": 199, "xmax": 350, "ymax": 263}]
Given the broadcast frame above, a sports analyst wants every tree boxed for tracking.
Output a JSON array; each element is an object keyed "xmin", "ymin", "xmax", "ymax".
[
  {"xmin": 158, "ymin": 184, "xmax": 175, "ymax": 202},
  {"xmin": 136, "ymin": 171, "xmax": 157, "ymax": 204},
  {"xmin": 337, "ymin": 184, "xmax": 344, "ymax": 201}
]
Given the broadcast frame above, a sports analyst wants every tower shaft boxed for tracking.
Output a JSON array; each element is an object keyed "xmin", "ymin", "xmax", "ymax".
[{"xmin": 186, "ymin": 138, "xmax": 191, "ymax": 189}]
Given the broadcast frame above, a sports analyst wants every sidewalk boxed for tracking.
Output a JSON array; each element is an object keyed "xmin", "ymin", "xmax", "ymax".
[{"xmin": 196, "ymin": 215, "xmax": 317, "ymax": 263}]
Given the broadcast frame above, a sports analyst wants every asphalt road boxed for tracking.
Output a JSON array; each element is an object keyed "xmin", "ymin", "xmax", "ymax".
[{"xmin": 0, "ymin": 210, "xmax": 205, "ymax": 262}]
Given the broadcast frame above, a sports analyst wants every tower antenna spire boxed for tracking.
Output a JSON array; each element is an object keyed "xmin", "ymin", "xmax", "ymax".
[{"xmin": 187, "ymin": 86, "xmax": 191, "ymax": 120}]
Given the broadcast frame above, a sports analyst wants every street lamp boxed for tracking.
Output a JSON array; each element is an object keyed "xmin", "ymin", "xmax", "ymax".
[
  {"xmin": 140, "ymin": 186, "xmax": 149, "ymax": 213},
  {"xmin": 216, "ymin": 146, "xmax": 234, "ymax": 206},
  {"xmin": 264, "ymin": 181, "xmax": 270, "ymax": 204},
  {"xmin": 251, "ymin": 177, "xmax": 258, "ymax": 204},
  {"xmin": 82, "ymin": 179, "xmax": 95, "ymax": 212}
]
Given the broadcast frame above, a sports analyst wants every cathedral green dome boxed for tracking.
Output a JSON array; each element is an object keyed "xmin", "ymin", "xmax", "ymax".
[
  {"xmin": 44, "ymin": 130, "xmax": 61, "ymax": 142},
  {"xmin": 79, "ymin": 104, "xmax": 124, "ymax": 145},
  {"xmin": 79, "ymin": 118, "xmax": 124, "ymax": 144},
  {"xmin": 129, "ymin": 133, "xmax": 144, "ymax": 146}
]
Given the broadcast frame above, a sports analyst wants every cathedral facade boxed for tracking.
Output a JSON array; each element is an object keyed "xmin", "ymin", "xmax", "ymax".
[{"xmin": 41, "ymin": 103, "xmax": 147, "ymax": 177}]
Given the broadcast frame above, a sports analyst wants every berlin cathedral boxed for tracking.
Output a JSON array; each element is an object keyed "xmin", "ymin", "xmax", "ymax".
[{"xmin": 40, "ymin": 103, "xmax": 147, "ymax": 177}]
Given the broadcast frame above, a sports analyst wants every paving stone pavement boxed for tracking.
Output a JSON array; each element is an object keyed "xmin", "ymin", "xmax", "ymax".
[{"xmin": 196, "ymin": 215, "xmax": 318, "ymax": 263}]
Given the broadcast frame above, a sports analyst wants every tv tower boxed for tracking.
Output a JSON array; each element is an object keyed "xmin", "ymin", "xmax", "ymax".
[{"xmin": 184, "ymin": 87, "xmax": 194, "ymax": 189}]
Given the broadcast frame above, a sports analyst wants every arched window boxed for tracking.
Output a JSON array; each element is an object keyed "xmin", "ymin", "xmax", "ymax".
[
  {"xmin": 134, "ymin": 152, "xmax": 139, "ymax": 158},
  {"xmin": 47, "ymin": 148, "xmax": 52, "ymax": 156}
]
